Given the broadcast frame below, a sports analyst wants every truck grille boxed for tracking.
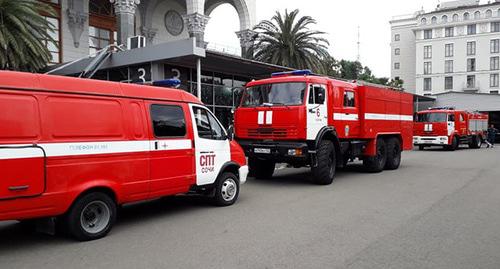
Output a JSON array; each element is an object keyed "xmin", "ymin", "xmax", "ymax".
[{"xmin": 247, "ymin": 128, "xmax": 295, "ymax": 139}]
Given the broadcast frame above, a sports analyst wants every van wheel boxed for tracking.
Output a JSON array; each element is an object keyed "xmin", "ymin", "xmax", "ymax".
[
  {"xmin": 212, "ymin": 172, "xmax": 239, "ymax": 207},
  {"xmin": 385, "ymin": 138, "xmax": 401, "ymax": 170},
  {"xmin": 64, "ymin": 192, "xmax": 116, "ymax": 241},
  {"xmin": 469, "ymin": 135, "xmax": 481, "ymax": 149},
  {"xmin": 311, "ymin": 140, "xmax": 336, "ymax": 185},
  {"xmin": 248, "ymin": 158, "xmax": 275, "ymax": 179},
  {"xmin": 363, "ymin": 138, "xmax": 387, "ymax": 173}
]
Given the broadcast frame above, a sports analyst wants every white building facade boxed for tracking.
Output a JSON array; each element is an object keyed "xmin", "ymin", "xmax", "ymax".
[{"xmin": 391, "ymin": 0, "xmax": 500, "ymax": 96}]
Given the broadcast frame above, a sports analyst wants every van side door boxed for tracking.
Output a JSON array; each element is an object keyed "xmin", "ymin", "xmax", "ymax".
[{"xmin": 147, "ymin": 102, "xmax": 195, "ymax": 198}]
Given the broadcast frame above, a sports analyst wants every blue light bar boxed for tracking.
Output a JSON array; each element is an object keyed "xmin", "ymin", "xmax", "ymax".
[
  {"xmin": 271, "ymin": 70, "xmax": 312, "ymax": 77},
  {"xmin": 152, "ymin": 78, "xmax": 181, "ymax": 87}
]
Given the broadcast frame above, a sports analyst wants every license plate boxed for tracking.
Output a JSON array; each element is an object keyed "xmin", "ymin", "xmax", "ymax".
[{"xmin": 254, "ymin": 148, "xmax": 271, "ymax": 154}]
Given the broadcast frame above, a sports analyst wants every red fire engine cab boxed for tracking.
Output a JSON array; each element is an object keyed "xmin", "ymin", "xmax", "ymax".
[
  {"xmin": 234, "ymin": 70, "xmax": 414, "ymax": 185},
  {"xmin": 414, "ymin": 107, "xmax": 488, "ymax": 150},
  {"xmin": 0, "ymin": 71, "xmax": 248, "ymax": 241}
]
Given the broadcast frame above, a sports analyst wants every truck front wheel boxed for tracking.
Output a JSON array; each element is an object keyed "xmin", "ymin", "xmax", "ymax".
[
  {"xmin": 311, "ymin": 140, "xmax": 336, "ymax": 185},
  {"xmin": 363, "ymin": 138, "xmax": 387, "ymax": 173},
  {"xmin": 248, "ymin": 158, "xmax": 275, "ymax": 179},
  {"xmin": 385, "ymin": 138, "xmax": 401, "ymax": 170}
]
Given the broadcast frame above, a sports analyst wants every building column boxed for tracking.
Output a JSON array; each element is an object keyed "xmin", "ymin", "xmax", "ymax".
[
  {"xmin": 236, "ymin": 29, "xmax": 256, "ymax": 58},
  {"xmin": 110, "ymin": 0, "xmax": 140, "ymax": 46},
  {"xmin": 183, "ymin": 13, "xmax": 210, "ymax": 48}
]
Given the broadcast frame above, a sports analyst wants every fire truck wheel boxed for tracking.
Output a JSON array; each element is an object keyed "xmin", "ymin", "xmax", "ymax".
[
  {"xmin": 447, "ymin": 136, "xmax": 459, "ymax": 151},
  {"xmin": 469, "ymin": 135, "xmax": 481, "ymax": 149},
  {"xmin": 418, "ymin": 145, "xmax": 425, "ymax": 151},
  {"xmin": 311, "ymin": 140, "xmax": 336, "ymax": 185},
  {"xmin": 212, "ymin": 172, "xmax": 240, "ymax": 207},
  {"xmin": 363, "ymin": 138, "xmax": 387, "ymax": 173},
  {"xmin": 249, "ymin": 158, "xmax": 275, "ymax": 179},
  {"xmin": 64, "ymin": 192, "xmax": 117, "ymax": 241},
  {"xmin": 385, "ymin": 138, "xmax": 401, "ymax": 170}
]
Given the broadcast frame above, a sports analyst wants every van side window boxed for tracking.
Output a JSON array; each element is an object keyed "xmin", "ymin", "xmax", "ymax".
[
  {"xmin": 308, "ymin": 85, "xmax": 326, "ymax": 105},
  {"xmin": 448, "ymin": 114, "xmax": 455, "ymax": 122},
  {"xmin": 192, "ymin": 107, "xmax": 226, "ymax": 140},
  {"xmin": 151, "ymin": 105, "xmax": 186, "ymax": 137},
  {"xmin": 343, "ymin": 91, "xmax": 355, "ymax": 107}
]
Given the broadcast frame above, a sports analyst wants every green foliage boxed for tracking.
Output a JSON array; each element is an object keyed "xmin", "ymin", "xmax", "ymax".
[
  {"xmin": 250, "ymin": 9, "xmax": 331, "ymax": 74},
  {"xmin": 0, "ymin": 0, "xmax": 56, "ymax": 72}
]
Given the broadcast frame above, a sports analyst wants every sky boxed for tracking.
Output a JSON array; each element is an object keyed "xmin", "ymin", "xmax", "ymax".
[{"xmin": 205, "ymin": 0, "xmax": 487, "ymax": 78}]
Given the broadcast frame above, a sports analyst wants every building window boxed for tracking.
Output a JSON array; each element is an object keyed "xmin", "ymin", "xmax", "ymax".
[
  {"xmin": 89, "ymin": 0, "xmax": 117, "ymax": 55},
  {"xmin": 431, "ymin": 16, "xmax": 438, "ymax": 24},
  {"xmin": 492, "ymin": 39, "xmax": 500, "ymax": 53},
  {"xmin": 442, "ymin": 15, "xmax": 448, "ymax": 23},
  {"xmin": 42, "ymin": 16, "xmax": 61, "ymax": 64},
  {"xmin": 394, "ymin": 34, "xmax": 400, "ymax": 41},
  {"xmin": 491, "ymin": 57, "xmax": 500, "ymax": 70},
  {"xmin": 421, "ymin": 18, "xmax": 427, "ymax": 25},
  {"xmin": 453, "ymin": 14, "xmax": 459, "ymax": 22},
  {"xmin": 467, "ymin": 58, "xmax": 476, "ymax": 72},
  {"xmin": 467, "ymin": 24, "xmax": 476, "ymax": 35},
  {"xmin": 467, "ymin": 75, "xmax": 476, "ymax": 88},
  {"xmin": 445, "ymin": 60, "xmax": 454, "ymax": 73},
  {"xmin": 492, "ymin": 22, "xmax": 500, "ymax": 33},
  {"xmin": 445, "ymin": 27, "xmax": 454, "ymax": 37},
  {"xmin": 394, "ymin": 62, "xmax": 400, "ymax": 70},
  {"xmin": 424, "ymin": 78, "xmax": 432, "ymax": 92},
  {"xmin": 467, "ymin": 41, "xmax": 476, "ymax": 55},
  {"xmin": 474, "ymin": 11, "xmax": 481, "ymax": 20},
  {"xmin": 424, "ymin": 45, "xmax": 432, "ymax": 59},
  {"xmin": 445, "ymin": 77, "xmax": 453, "ymax": 90},
  {"xmin": 464, "ymin": 12, "xmax": 470, "ymax": 21},
  {"xmin": 486, "ymin": 10, "xmax": 493, "ymax": 18},
  {"xmin": 394, "ymin": 48, "xmax": 400, "ymax": 55},
  {"xmin": 491, "ymin": 74, "xmax": 499, "ymax": 88},
  {"xmin": 424, "ymin": 29, "xmax": 432, "ymax": 39},
  {"xmin": 445, "ymin": 44, "xmax": 454, "ymax": 57},
  {"xmin": 424, "ymin": 62, "xmax": 432, "ymax": 74},
  {"xmin": 491, "ymin": 90, "xmax": 499, "ymax": 94},
  {"xmin": 89, "ymin": 26, "xmax": 113, "ymax": 54}
]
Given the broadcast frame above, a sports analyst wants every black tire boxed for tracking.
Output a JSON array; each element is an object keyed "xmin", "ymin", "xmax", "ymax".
[
  {"xmin": 311, "ymin": 140, "xmax": 336, "ymax": 185},
  {"xmin": 63, "ymin": 192, "xmax": 116, "ymax": 241},
  {"xmin": 363, "ymin": 138, "xmax": 387, "ymax": 173},
  {"xmin": 469, "ymin": 135, "xmax": 481, "ymax": 149},
  {"xmin": 385, "ymin": 138, "xmax": 401, "ymax": 170},
  {"xmin": 248, "ymin": 158, "xmax": 275, "ymax": 179},
  {"xmin": 212, "ymin": 172, "xmax": 240, "ymax": 207},
  {"xmin": 446, "ymin": 136, "xmax": 458, "ymax": 151},
  {"xmin": 418, "ymin": 145, "xmax": 425, "ymax": 151}
]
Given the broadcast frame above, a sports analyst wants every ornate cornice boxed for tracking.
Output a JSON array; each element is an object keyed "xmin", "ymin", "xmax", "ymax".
[
  {"xmin": 110, "ymin": 0, "xmax": 141, "ymax": 14},
  {"xmin": 183, "ymin": 13, "xmax": 210, "ymax": 35},
  {"xmin": 236, "ymin": 29, "xmax": 257, "ymax": 48}
]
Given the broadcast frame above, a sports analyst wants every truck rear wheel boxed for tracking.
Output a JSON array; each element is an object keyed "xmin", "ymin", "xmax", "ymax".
[
  {"xmin": 248, "ymin": 158, "xmax": 275, "ymax": 179},
  {"xmin": 363, "ymin": 138, "xmax": 387, "ymax": 173},
  {"xmin": 469, "ymin": 135, "xmax": 481, "ymax": 149},
  {"xmin": 63, "ymin": 192, "xmax": 116, "ymax": 241},
  {"xmin": 385, "ymin": 138, "xmax": 401, "ymax": 170},
  {"xmin": 212, "ymin": 172, "xmax": 239, "ymax": 207},
  {"xmin": 311, "ymin": 140, "xmax": 336, "ymax": 185}
]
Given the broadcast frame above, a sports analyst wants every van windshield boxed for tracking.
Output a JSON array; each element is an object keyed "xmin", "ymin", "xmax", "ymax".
[
  {"xmin": 417, "ymin": 113, "xmax": 447, "ymax": 123},
  {"xmin": 241, "ymin": 82, "xmax": 307, "ymax": 107}
]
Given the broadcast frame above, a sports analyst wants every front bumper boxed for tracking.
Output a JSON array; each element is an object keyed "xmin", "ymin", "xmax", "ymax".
[
  {"xmin": 413, "ymin": 136, "xmax": 449, "ymax": 146},
  {"xmin": 237, "ymin": 140, "xmax": 310, "ymax": 163},
  {"xmin": 238, "ymin": 165, "xmax": 249, "ymax": 185}
]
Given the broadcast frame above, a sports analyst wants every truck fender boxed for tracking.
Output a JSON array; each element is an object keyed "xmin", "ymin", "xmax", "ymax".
[{"xmin": 312, "ymin": 127, "xmax": 342, "ymax": 167}]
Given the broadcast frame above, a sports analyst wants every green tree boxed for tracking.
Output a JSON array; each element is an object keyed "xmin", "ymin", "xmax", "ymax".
[
  {"xmin": 251, "ymin": 9, "xmax": 331, "ymax": 74},
  {"xmin": 0, "ymin": 0, "xmax": 56, "ymax": 72}
]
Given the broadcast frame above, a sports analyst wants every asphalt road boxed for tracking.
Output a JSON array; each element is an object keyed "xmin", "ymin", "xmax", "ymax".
[{"xmin": 1, "ymin": 146, "xmax": 500, "ymax": 269}]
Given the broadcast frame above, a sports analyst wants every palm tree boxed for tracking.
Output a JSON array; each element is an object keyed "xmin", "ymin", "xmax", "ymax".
[
  {"xmin": 0, "ymin": 0, "xmax": 56, "ymax": 72},
  {"xmin": 251, "ymin": 9, "xmax": 331, "ymax": 74}
]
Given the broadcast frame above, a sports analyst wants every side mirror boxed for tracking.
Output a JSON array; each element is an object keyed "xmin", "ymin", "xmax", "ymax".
[
  {"xmin": 317, "ymin": 93, "xmax": 325, "ymax": 104},
  {"xmin": 226, "ymin": 125, "xmax": 235, "ymax": 141}
]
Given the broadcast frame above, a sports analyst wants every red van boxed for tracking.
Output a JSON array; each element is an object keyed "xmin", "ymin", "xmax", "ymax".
[{"xmin": 0, "ymin": 71, "xmax": 248, "ymax": 241}]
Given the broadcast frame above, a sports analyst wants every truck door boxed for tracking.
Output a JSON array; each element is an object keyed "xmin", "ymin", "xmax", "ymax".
[
  {"xmin": 306, "ymin": 84, "xmax": 328, "ymax": 140},
  {"xmin": 148, "ymin": 103, "xmax": 195, "ymax": 197},
  {"xmin": 338, "ymin": 88, "xmax": 360, "ymax": 137},
  {"xmin": 447, "ymin": 113, "xmax": 455, "ymax": 136},
  {"xmin": 0, "ymin": 146, "xmax": 45, "ymax": 200},
  {"xmin": 190, "ymin": 105, "xmax": 231, "ymax": 186},
  {"xmin": 458, "ymin": 112, "xmax": 467, "ymax": 136}
]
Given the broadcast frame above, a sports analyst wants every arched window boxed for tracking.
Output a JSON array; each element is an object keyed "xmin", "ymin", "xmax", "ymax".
[
  {"xmin": 431, "ymin": 16, "xmax": 437, "ymax": 24},
  {"xmin": 453, "ymin": 14, "xmax": 459, "ymax": 21},
  {"xmin": 474, "ymin": 11, "xmax": 481, "ymax": 20},
  {"xmin": 498, "ymin": 8, "xmax": 500, "ymax": 17},
  {"xmin": 464, "ymin": 12, "xmax": 470, "ymax": 20},
  {"xmin": 421, "ymin": 17, "xmax": 427, "ymax": 24},
  {"xmin": 486, "ymin": 10, "xmax": 492, "ymax": 18},
  {"xmin": 442, "ymin": 15, "xmax": 448, "ymax": 23}
]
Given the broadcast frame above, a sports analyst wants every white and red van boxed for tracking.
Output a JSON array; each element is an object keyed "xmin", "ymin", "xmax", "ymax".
[{"xmin": 0, "ymin": 71, "xmax": 248, "ymax": 241}]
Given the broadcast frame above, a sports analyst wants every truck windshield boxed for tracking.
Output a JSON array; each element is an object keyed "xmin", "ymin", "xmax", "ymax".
[
  {"xmin": 417, "ymin": 113, "xmax": 447, "ymax": 123},
  {"xmin": 241, "ymin": 82, "xmax": 307, "ymax": 107}
]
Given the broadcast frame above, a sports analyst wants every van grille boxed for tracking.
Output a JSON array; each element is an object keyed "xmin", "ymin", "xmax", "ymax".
[{"xmin": 247, "ymin": 128, "xmax": 296, "ymax": 138}]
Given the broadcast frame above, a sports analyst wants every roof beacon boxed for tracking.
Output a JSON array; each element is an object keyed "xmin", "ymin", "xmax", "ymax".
[
  {"xmin": 271, "ymin": 70, "xmax": 312, "ymax": 78},
  {"xmin": 152, "ymin": 78, "xmax": 181, "ymax": 88}
]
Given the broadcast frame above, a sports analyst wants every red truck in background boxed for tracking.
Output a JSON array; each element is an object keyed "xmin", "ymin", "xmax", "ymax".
[
  {"xmin": 234, "ymin": 70, "xmax": 414, "ymax": 185},
  {"xmin": 414, "ymin": 107, "xmax": 489, "ymax": 151}
]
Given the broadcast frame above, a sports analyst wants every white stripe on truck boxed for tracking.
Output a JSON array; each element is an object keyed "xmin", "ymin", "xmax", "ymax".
[
  {"xmin": 0, "ymin": 139, "xmax": 192, "ymax": 160},
  {"xmin": 364, "ymin": 113, "xmax": 413, "ymax": 121}
]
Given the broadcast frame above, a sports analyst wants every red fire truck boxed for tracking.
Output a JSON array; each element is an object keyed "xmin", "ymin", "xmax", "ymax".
[
  {"xmin": 234, "ymin": 70, "xmax": 414, "ymax": 185},
  {"xmin": 414, "ymin": 107, "xmax": 488, "ymax": 150},
  {"xmin": 0, "ymin": 71, "xmax": 248, "ymax": 241}
]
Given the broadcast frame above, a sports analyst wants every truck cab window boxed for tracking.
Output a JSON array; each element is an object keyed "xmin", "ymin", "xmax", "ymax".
[
  {"xmin": 308, "ymin": 85, "xmax": 326, "ymax": 105},
  {"xmin": 448, "ymin": 114, "xmax": 455, "ymax": 122},
  {"xmin": 343, "ymin": 91, "xmax": 356, "ymax": 107},
  {"xmin": 193, "ymin": 107, "xmax": 226, "ymax": 140},
  {"xmin": 460, "ymin": 114, "xmax": 465, "ymax": 122},
  {"xmin": 150, "ymin": 105, "xmax": 186, "ymax": 137}
]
